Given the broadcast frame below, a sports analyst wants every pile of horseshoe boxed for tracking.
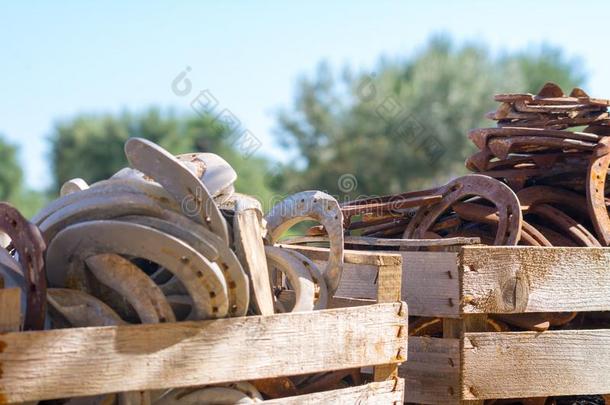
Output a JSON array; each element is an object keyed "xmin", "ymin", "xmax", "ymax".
[
  {"xmin": 335, "ymin": 82, "xmax": 610, "ymax": 404},
  {"xmin": 0, "ymin": 137, "xmax": 348, "ymax": 403}
]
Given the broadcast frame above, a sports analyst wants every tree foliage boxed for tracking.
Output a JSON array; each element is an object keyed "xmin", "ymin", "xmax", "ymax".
[
  {"xmin": 49, "ymin": 109, "xmax": 278, "ymax": 205},
  {"xmin": 275, "ymin": 37, "xmax": 585, "ymax": 199}
]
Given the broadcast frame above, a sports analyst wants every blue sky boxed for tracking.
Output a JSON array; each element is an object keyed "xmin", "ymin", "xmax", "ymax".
[{"xmin": 2, "ymin": 0, "xmax": 609, "ymax": 190}]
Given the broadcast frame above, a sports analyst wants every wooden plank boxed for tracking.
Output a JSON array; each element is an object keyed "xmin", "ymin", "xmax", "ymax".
[
  {"xmin": 0, "ymin": 288, "xmax": 21, "ymax": 332},
  {"xmin": 374, "ymin": 261, "xmax": 406, "ymax": 382},
  {"xmin": 234, "ymin": 208, "xmax": 275, "ymax": 315},
  {"xmin": 0, "ymin": 304, "xmax": 405, "ymax": 403},
  {"xmin": 313, "ymin": 251, "xmax": 459, "ymax": 318},
  {"xmin": 444, "ymin": 314, "xmax": 488, "ymax": 405},
  {"xmin": 462, "ymin": 329, "xmax": 610, "ymax": 400},
  {"xmin": 401, "ymin": 337, "xmax": 460, "ymax": 405},
  {"xmin": 282, "ymin": 235, "xmax": 480, "ymax": 247},
  {"xmin": 401, "ymin": 252, "xmax": 460, "ymax": 318},
  {"xmin": 279, "ymin": 244, "xmax": 402, "ymax": 267},
  {"xmin": 265, "ymin": 379, "xmax": 404, "ymax": 404},
  {"xmin": 461, "ymin": 246, "xmax": 610, "ymax": 314}
]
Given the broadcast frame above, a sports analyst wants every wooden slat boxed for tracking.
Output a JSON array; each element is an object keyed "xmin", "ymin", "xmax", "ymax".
[
  {"xmin": 279, "ymin": 244, "xmax": 402, "ymax": 267},
  {"xmin": 374, "ymin": 262, "xmax": 405, "ymax": 381},
  {"xmin": 0, "ymin": 288, "xmax": 21, "ymax": 332},
  {"xmin": 265, "ymin": 379, "xmax": 404, "ymax": 404},
  {"xmin": 462, "ymin": 329, "xmax": 610, "ymax": 399},
  {"xmin": 401, "ymin": 337, "xmax": 460, "ymax": 405},
  {"xmin": 312, "ymin": 251, "xmax": 459, "ymax": 318},
  {"xmin": 401, "ymin": 252, "xmax": 460, "ymax": 318},
  {"xmin": 0, "ymin": 303, "xmax": 405, "ymax": 403},
  {"xmin": 461, "ymin": 246, "xmax": 610, "ymax": 314}
]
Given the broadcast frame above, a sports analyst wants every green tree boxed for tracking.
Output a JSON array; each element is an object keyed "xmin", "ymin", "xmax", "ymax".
[
  {"xmin": 0, "ymin": 136, "xmax": 23, "ymax": 201},
  {"xmin": 49, "ymin": 109, "xmax": 278, "ymax": 206},
  {"xmin": 275, "ymin": 37, "xmax": 585, "ymax": 199}
]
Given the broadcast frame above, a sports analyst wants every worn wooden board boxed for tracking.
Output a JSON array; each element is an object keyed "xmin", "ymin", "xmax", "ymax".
[
  {"xmin": 234, "ymin": 208, "xmax": 275, "ymax": 315},
  {"xmin": 307, "ymin": 250, "xmax": 459, "ymax": 318},
  {"xmin": 401, "ymin": 337, "xmax": 460, "ymax": 405},
  {"xmin": 461, "ymin": 246, "xmax": 610, "ymax": 314},
  {"xmin": 0, "ymin": 303, "xmax": 405, "ymax": 403},
  {"xmin": 462, "ymin": 329, "xmax": 610, "ymax": 399},
  {"xmin": 0, "ymin": 288, "xmax": 21, "ymax": 332},
  {"xmin": 280, "ymin": 244, "xmax": 402, "ymax": 267},
  {"xmin": 401, "ymin": 252, "xmax": 460, "ymax": 318},
  {"xmin": 265, "ymin": 379, "xmax": 404, "ymax": 404}
]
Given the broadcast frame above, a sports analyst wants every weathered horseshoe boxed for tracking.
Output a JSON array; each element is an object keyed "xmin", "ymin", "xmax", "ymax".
[
  {"xmin": 487, "ymin": 136, "xmax": 596, "ymax": 159},
  {"xmin": 46, "ymin": 220, "xmax": 229, "ymax": 319},
  {"xmin": 452, "ymin": 202, "xmax": 552, "ymax": 246},
  {"xmin": 176, "ymin": 153, "xmax": 237, "ymax": 204},
  {"xmin": 60, "ymin": 178, "xmax": 89, "ymax": 196},
  {"xmin": 38, "ymin": 193, "xmax": 172, "ymax": 241},
  {"xmin": 587, "ymin": 137, "xmax": 610, "ymax": 245},
  {"xmin": 33, "ymin": 176, "xmax": 180, "ymax": 225},
  {"xmin": 265, "ymin": 246, "xmax": 315, "ymax": 313},
  {"xmin": 285, "ymin": 249, "xmax": 328, "ymax": 310},
  {"xmin": 0, "ymin": 203, "xmax": 46, "ymax": 330},
  {"xmin": 118, "ymin": 215, "xmax": 249, "ymax": 316},
  {"xmin": 516, "ymin": 186, "xmax": 590, "ymax": 218},
  {"xmin": 403, "ymin": 175, "xmax": 522, "ymax": 246},
  {"xmin": 124, "ymin": 137, "xmax": 229, "ymax": 244},
  {"xmin": 527, "ymin": 204, "xmax": 601, "ymax": 247},
  {"xmin": 469, "ymin": 127, "xmax": 600, "ymax": 151},
  {"xmin": 47, "ymin": 288, "xmax": 125, "ymax": 327},
  {"xmin": 265, "ymin": 191, "xmax": 344, "ymax": 295},
  {"xmin": 86, "ymin": 254, "xmax": 176, "ymax": 323}
]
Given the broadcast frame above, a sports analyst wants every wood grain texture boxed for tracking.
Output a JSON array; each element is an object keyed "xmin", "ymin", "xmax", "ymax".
[
  {"xmin": 401, "ymin": 337, "xmax": 460, "ymax": 405},
  {"xmin": 461, "ymin": 246, "xmax": 610, "ymax": 314},
  {"xmin": 462, "ymin": 329, "xmax": 610, "ymax": 399},
  {"xmin": 400, "ymin": 252, "xmax": 460, "ymax": 318},
  {"xmin": 234, "ymin": 208, "xmax": 274, "ymax": 315},
  {"xmin": 0, "ymin": 304, "xmax": 405, "ymax": 403},
  {"xmin": 374, "ymin": 262, "xmax": 405, "ymax": 381},
  {"xmin": 264, "ymin": 379, "xmax": 404, "ymax": 404},
  {"xmin": 0, "ymin": 288, "xmax": 21, "ymax": 332},
  {"xmin": 279, "ymin": 244, "xmax": 402, "ymax": 266},
  {"xmin": 315, "ymin": 250, "xmax": 459, "ymax": 318}
]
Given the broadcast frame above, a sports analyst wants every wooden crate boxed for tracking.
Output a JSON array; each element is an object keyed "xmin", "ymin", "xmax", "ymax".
[
  {"xmin": 334, "ymin": 245, "xmax": 610, "ymax": 404},
  {"xmin": 0, "ymin": 248, "xmax": 407, "ymax": 404}
]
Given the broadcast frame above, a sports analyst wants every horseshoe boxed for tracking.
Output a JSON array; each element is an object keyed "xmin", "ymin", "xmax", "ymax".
[
  {"xmin": 119, "ymin": 215, "xmax": 249, "ymax": 317},
  {"xmin": 487, "ymin": 136, "xmax": 596, "ymax": 159},
  {"xmin": 452, "ymin": 202, "xmax": 551, "ymax": 246},
  {"xmin": 33, "ymin": 176, "xmax": 181, "ymax": 225},
  {"xmin": 0, "ymin": 203, "xmax": 46, "ymax": 330},
  {"xmin": 176, "ymin": 153, "xmax": 237, "ymax": 204},
  {"xmin": 587, "ymin": 137, "xmax": 610, "ymax": 245},
  {"xmin": 60, "ymin": 178, "xmax": 89, "ymax": 196},
  {"xmin": 528, "ymin": 204, "xmax": 601, "ymax": 247},
  {"xmin": 47, "ymin": 288, "xmax": 125, "ymax": 327},
  {"xmin": 86, "ymin": 254, "xmax": 176, "ymax": 323},
  {"xmin": 124, "ymin": 137, "xmax": 229, "ymax": 244},
  {"xmin": 265, "ymin": 246, "xmax": 315, "ymax": 313},
  {"xmin": 285, "ymin": 249, "xmax": 328, "ymax": 310},
  {"xmin": 46, "ymin": 220, "xmax": 229, "ymax": 319},
  {"xmin": 469, "ymin": 127, "xmax": 600, "ymax": 151},
  {"xmin": 403, "ymin": 175, "xmax": 522, "ymax": 246},
  {"xmin": 265, "ymin": 191, "xmax": 344, "ymax": 295}
]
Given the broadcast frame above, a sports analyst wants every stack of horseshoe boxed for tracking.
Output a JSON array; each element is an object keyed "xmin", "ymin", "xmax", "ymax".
[
  {"xmin": 339, "ymin": 82, "xmax": 610, "ymax": 249},
  {"xmin": 0, "ymin": 137, "xmax": 348, "ymax": 404},
  {"xmin": 335, "ymin": 83, "xmax": 610, "ymax": 404}
]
